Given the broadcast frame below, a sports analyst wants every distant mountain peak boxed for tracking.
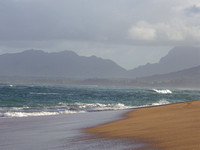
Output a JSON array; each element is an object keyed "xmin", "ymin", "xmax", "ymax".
[
  {"xmin": 128, "ymin": 46, "xmax": 200, "ymax": 78},
  {"xmin": 159, "ymin": 46, "xmax": 200, "ymax": 64}
]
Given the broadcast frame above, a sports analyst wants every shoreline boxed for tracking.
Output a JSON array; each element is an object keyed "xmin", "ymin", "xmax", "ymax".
[
  {"xmin": 86, "ymin": 100, "xmax": 200, "ymax": 150},
  {"xmin": 0, "ymin": 109, "xmax": 140, "ymax": 150}
]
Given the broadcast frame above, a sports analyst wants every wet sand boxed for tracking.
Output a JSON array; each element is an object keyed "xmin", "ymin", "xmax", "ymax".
[
  {"xmin": 86, "ymin": 100, "xmax": 200, "ymax": 150},
  {"xmin": 0, "ymin": 110, "xmax": 145, "ymax": 150}
]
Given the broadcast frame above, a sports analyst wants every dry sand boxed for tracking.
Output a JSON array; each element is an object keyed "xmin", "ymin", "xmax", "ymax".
[{"xmin": 86, "ymin": 100, "xmax": 200, "ymax": 150}]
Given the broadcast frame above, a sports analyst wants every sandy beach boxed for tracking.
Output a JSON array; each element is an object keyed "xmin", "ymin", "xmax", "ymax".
[{"xmin": 86, "ymin": 100, "xmax": 200, "ymax": 150}]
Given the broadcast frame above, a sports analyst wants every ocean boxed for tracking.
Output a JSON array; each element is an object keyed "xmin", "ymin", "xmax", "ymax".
[
  {"xmin": 0, "ymin": 84, "xmax": 200, "ymax": 118},
  {"xmin": 1, "ymin": 84, "xmax": 200, "ymax": 150}
]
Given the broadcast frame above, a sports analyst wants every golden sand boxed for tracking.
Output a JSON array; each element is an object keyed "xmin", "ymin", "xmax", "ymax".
[{"xmin": 86, "ymin": 100, "xmax": 200, "ymax": 150}]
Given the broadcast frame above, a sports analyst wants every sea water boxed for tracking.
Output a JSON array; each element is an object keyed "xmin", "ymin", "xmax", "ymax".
[
  {"xmin": 1, "ymin": 110, "xmax": 144, "ymax": 150},
  {"xmin": 0, "ymin": 84, "xmax": 200, "ymax": 118},
  {"xmin": 0, "ymin": 84, "xmax": 199, "ymax": 150}
]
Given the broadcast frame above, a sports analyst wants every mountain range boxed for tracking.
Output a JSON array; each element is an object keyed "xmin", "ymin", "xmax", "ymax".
[
  {"xmin": 0, "ymin": 46, "xmax": 200, "ymax": 87},
  {"xmin": 0, "ymin": 50, "xmax": 126, "ymax": 78}
]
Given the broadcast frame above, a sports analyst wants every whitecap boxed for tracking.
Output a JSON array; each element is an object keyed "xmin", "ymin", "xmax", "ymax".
[
  {"xmin": 152, "ymin": 99, "xmax": 170, "ymax": 106},
  {"xmin": 153, "ymin": 89, "xmax": 172, "ymax": 94},
  {"xmin": 2, "ymin": 110, "xmax": 85, "ymax": 118},
  {"xmin": 73, "ymin": 102, "xmax": 133, "ymax": 111}
]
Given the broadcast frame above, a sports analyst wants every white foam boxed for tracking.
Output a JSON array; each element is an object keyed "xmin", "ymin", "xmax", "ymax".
[
  {"xmin": 152, "ymin": 99, "xmax": 170, "ymax": 106},
  {"xmin": 3, "ymin": 110, "xmax": 84, "ymax": 118},
  {"xmin": 74, "ymin": 102, "xmax": 133, "ymax": 111},
  {"xmin": 153, "ymin": 89, "xmax": 172, "ymax": 94}
]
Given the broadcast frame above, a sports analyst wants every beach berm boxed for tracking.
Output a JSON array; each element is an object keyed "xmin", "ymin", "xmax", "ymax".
[{"xmin": 86, "ymin": 100, "xmax": 200, "ymax": 150}]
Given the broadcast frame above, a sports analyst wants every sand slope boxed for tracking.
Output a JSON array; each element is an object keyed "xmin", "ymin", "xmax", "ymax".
[{"xmin": 86, "ymin": 100, "xmax": 200, "ymax": 150}]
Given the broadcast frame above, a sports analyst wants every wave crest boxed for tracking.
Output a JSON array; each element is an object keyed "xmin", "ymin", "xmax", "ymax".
[
  {"xmin": 152, "ymin": 99, "xmax": 170, "ymax": 106},
  {"xmin": 1, "ymin": 110, "xmax": 84, "ymax": 118},
  {"xmin": 1, "ymin": 102, "xmax": 133, "ymax": 118},
  {"xmin": 74, "ymin": 102, "xmax": 133, "ymax": 111},
  {"xmin": 153, "ymin": 89, "xmax": 172, "ymax": 94},
  {"xmin": 58, "ymin": 102, "xmax": 133, "ymax": 112}
]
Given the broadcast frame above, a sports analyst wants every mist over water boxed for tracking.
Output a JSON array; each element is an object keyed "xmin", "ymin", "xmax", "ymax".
[{"xmin": 0, "ymin": 84, "xmax": 200, "ymax": 118}]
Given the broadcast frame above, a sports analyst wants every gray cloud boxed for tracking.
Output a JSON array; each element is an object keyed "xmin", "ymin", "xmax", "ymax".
[
  {"xmin": 0, "ymin": 0, "xmax": 178, "ymax": 44},
  {"xmin": 0, "ymin": 0, "xmax": 133, "ymax": 42},
  {"xmin": 186, "ymin": 5, "xmax": 200, "ymax": 14},
  {"xmin": 0, "ymin": 0, "xmax": 200, "ymax": 69}
]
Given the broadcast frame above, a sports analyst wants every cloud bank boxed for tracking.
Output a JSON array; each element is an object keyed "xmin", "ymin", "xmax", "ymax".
[
  {"xmin": 0, "ymin": 0, "xmax": 200, "ymax": 46},
  {"xmin": 129, "ymin": 19, "xmax": 200, "ymax": 43},
  {"xmin": 0, "ymin": 0, "xmax": 200, "ymax": 69}
]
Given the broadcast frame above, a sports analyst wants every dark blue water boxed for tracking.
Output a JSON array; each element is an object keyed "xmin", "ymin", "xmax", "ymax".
[{"xmin": 0, "ymin": 84, "xmax": 200, "ymax": 117}]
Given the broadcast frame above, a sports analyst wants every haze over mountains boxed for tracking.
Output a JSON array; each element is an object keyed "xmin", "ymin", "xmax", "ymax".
[
  {"xmin": 128, "ymin": 46, "xmax": 200, "ymax": 78},
  {"xmin": 0, "ymin": 50, "xmax": 126, "ymax": 78},
  {"xmin": 0, "ymin": 46, "xmax": 200, "ymax": 87},
  {"xmin": 136, "ymin": 65, "xmax": 200, "ymax": 88},
  {"xmin": 141, "ymin": 65, "xmax": 200, "ymax": 81}
]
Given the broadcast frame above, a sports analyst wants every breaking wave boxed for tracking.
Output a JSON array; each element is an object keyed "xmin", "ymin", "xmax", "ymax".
[
  {"xmin": 0, "ymin": 100, "xmax": 173, "ymax": 118},
  {"xmin": 0, "ymin": 103, "xmax": 133, "ymax": 118},
  {"xmin": 72, "ymin": 102, "xmax": 133, "ymax": 111},
  {"xmin": 153, "ymin": 89, "xmax": 172, "ymax": 94},
  {"xmin": 152, "ymin": 99, "xmax": 170, "ymax": 106},
  {"xmin": 1, "ymin": 110, "xmax": 83, "ymax": 118}
]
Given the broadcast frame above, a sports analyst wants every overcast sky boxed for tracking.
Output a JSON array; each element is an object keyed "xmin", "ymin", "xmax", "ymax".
[{"xmin": 0, "ymin": 0, "xmax": 200, "ymax": 69}]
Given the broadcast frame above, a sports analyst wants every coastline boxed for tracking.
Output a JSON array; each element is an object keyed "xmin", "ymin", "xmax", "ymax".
[
  {"xmin": 1, "ymin": 100, "xmax": 200, "ymax": 150},
  {"xmin": 86, "ymin": 100, "xmax": 200, "ymax": 150},
  {"xmin": 0, "ymin": 109, "xmax": 141, "ymax": 150}
]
